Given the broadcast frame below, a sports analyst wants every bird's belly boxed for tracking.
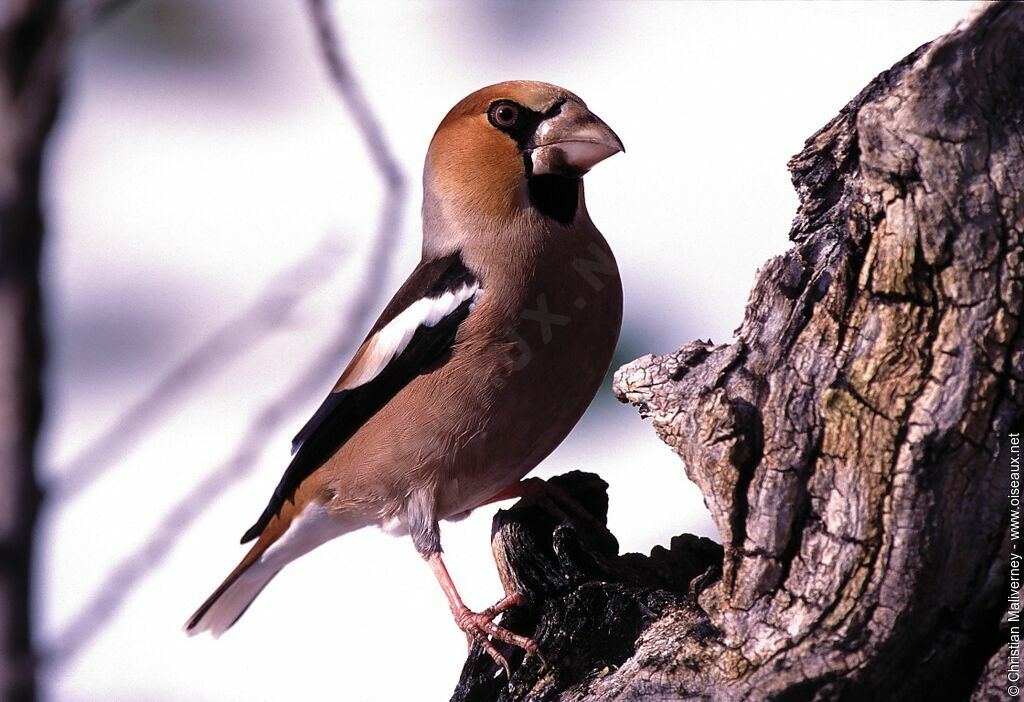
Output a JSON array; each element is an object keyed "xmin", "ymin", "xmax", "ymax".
[{"xmin": 434, "ymin": 280, "xmax": 622, "ymax": 517}]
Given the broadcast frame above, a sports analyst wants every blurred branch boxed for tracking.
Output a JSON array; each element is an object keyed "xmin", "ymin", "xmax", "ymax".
[
  {"xmin": 42, "ymin": 1, "xmax": 407, "ymax": 668},
  {"xmin": 307, "ymin": 0, "xmax": 405, "ymax": 190},
  {"xmin": 49, "ymin": 235, "xmax": 348, "ymax": 502},
  {"xmin": 42, "ymin": 301, "xmax": 389, "ymax": 665},
  {"xmin": 51, "ymin": 0, "xmax": 409, "ymax": 502},
  {"xmin": 15, "ymin": 0, "xmax": 135, "ymax": 149},
  {"xmin": 1, "ymin": 1, "xmax": 135, "ymax": 699}
]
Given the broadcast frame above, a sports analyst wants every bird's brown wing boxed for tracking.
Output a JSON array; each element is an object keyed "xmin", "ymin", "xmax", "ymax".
[{"xmin": 240, "ymin": 252, "xmax": 479, "ymax": 543}]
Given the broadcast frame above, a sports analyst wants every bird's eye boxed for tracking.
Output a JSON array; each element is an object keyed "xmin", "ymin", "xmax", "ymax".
[{"xmin": 489, "ymin": 102, "xmax": 519, "ymax": 129}]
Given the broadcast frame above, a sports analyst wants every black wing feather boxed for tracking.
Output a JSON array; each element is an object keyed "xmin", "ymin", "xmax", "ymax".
[{"xmin": 240, "ymin": 253, "xmax": 477, "ymax": 543}]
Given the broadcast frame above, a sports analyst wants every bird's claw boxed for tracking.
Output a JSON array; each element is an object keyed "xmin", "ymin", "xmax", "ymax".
[{"xmin": 455, "ymin": 593, "xmax": 538, "ymax": 677}]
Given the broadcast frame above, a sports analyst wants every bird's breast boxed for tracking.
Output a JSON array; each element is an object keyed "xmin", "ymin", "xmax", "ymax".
[{"xmin": 434, "ymin": 229, "xmax": 623, "ymax": 514}]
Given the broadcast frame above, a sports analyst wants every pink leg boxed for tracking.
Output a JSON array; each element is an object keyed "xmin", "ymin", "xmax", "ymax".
[{"xmin": 426, "ymin": 552, "xmax": 537, "ymax": 675}]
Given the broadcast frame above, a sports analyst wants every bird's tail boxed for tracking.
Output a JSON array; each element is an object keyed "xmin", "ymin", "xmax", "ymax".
[
  {"xmin": 183, "ymin": 545, "xmax": 279, "ymax": 638},
  {"xmin": 184, "ymin": 501, "xmax": 363, "ymax": 637}
]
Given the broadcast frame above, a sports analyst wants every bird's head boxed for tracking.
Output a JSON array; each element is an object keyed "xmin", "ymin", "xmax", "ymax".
[{"xmin": 423, "ymin": 81, "xmax": 623, "ymax": 253}]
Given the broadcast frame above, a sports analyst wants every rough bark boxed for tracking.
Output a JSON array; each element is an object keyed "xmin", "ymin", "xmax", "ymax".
[{"xmin": 453, "ymin": 4, "xmax": 1023, "ymax": 701}]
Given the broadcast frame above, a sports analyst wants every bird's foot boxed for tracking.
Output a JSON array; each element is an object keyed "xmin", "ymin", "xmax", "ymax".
[{"xmin": 454, "ymin": 592, "xmax": 539, "ymax": 677}]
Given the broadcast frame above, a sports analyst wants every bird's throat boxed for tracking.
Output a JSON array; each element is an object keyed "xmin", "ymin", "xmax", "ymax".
[{"xmin": 527, "ymin": 175, "xmax": 580, "ymax": 225}]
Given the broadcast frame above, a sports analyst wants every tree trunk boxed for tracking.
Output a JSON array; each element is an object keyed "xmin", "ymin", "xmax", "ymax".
[
  {"xmin": 453, "ymin": 4, "xmax": 1023, "ymax": 700},
  {"xmin": 0, "ymin": 2, "xmax": 71, "ymax": 700}
]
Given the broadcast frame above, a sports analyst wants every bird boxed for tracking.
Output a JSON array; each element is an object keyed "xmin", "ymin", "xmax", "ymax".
[{"xmin": 185, "ymin": 80, "xmax": 624, "ymax": 670}]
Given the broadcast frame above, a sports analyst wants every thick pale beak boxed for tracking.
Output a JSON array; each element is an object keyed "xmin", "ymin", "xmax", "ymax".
[{"xmin": 528, "ymin": 100, "xmax": 624, "ymax": 177}]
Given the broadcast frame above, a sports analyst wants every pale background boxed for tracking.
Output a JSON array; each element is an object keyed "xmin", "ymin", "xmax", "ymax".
[{"xmin": 37, "ymin": 2, "xmax": 974, "ymax": 700}]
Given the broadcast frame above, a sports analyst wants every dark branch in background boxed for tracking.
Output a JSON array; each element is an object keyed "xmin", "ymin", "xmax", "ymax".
[
  {"xmin": 1, "ymin": 1, "xmax": 136, "ymax": 699},
  {"xmin": 14, "ymin": 0, "xmax": 134, "ymax": 149},
  {"xmin": 41, "ymin": 1, "xmax": 407, "ymax": 668},
  {"xmin": 50, "ymin": 236, "xmax": 348, "ymax": 502}
]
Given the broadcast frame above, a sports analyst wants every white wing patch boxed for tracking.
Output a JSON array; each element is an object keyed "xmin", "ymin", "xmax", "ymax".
[{"xmin": 341, "ymin": 282, "xmax": 480, "ymax": 390}]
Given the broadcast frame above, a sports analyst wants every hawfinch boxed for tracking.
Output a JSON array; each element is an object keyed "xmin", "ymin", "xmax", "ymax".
[{"xmin": 186, "ymin": 80, "xmax": 624, "ymax": 668}]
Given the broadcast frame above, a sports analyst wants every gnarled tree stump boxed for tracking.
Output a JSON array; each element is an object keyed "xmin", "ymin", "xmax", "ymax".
[{"xmin": 453, "ymin": 4, "xmax": 1023, "ymax": 700}]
